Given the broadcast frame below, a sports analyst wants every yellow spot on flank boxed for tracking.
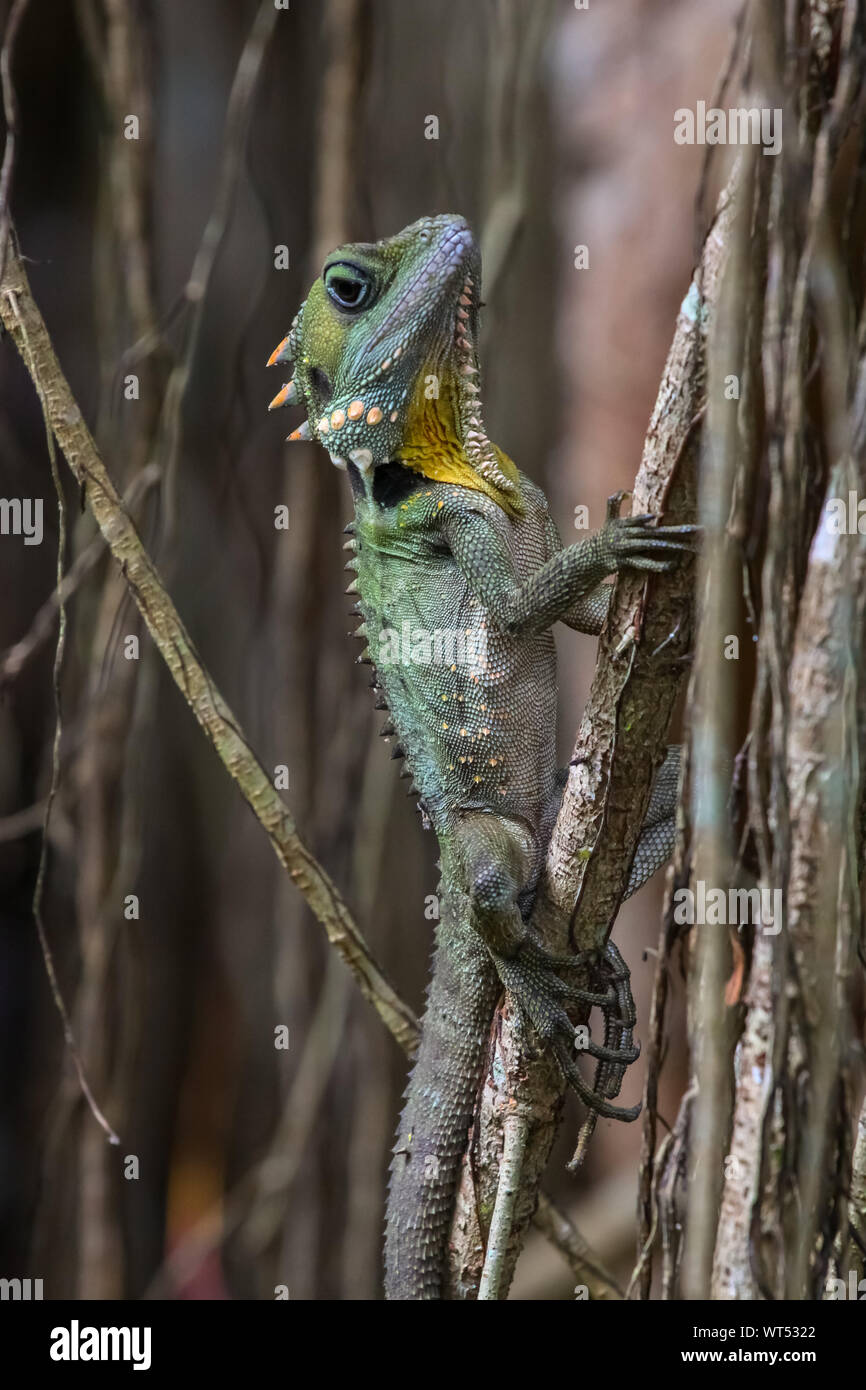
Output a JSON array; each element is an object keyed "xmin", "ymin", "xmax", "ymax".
[
  {"xmin": 331, "ymin": 408, "xmax": 345, "ymax": 429},
  {"xmin": 474, "ymin": 776, "xmax": 482, "ymax": 783},
  {"xmin": 460, "ymin": 728, "xmax": 468, "ymax": 736},
  {"xmin": 347, "ymin": 399, "xmax": 364, "ymax": 420},
  {"xmin": 442, "ymin": 722, "xmax": 449, "ymax": 730},
  {"xmin": 367, "ymin": 406, "xmax": 383, "ymax": 425},
  {"xmin": 437, "ymin": 500, "xmax": 444, "ymax": 509}
]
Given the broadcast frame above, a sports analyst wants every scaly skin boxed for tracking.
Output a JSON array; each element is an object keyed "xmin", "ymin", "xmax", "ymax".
[{"xmin": 266, "ymin": 215, "xmax": 694, "ymax": 1299}]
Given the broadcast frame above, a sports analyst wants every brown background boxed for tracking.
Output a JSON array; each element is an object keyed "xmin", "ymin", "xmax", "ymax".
[{"xmin": 0, "ymin": 0, "xmax": 737, "ymax": 1299}]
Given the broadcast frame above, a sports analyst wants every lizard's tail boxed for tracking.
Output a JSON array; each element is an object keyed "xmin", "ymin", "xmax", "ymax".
[{"xmin": 384, "ymin": 897, "xmax": 500, "ymax": 1300}]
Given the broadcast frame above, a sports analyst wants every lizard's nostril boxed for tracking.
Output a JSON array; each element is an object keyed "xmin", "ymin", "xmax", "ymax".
[{"xmin": 309, "ymin": 366, "xmax": 333, "ymax": 403}]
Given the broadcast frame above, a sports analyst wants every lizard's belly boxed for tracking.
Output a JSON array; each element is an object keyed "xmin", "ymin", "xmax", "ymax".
[{"xmin": 360, "ymin": 551, "xmax": 557, "ymax": 831}]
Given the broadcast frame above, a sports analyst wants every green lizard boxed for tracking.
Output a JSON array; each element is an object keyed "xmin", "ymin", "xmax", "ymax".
[{"xmin": 267, "ymin": 214, "xmax": 694, "ymax": 1300}]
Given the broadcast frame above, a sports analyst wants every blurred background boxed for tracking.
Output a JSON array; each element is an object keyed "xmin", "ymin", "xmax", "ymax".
[{"xmin": 0, "ymin": 0, "xmax": 739, "ymax": 1299}]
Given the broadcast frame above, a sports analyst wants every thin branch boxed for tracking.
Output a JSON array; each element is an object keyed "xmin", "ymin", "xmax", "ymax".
[
  {"xmin": 0, "ymin": 0, "xmax": 28, "ymax": 280},
  {"xmin": 0, "ymin": 236, "xmax": 418, "ymax": 1055},
  {"xmin": 0, "ymin": 463, "xmax": 161, "ymax": 687},
  {"xmin": 533, "ymin": 1192, "xmax": 625, "ymax": 1301},
  {"xmin": 5, "ymin": 284, "xmax": 119, "ymax": 1146},
  {"xmin": 154, "ymin": 0, "xmax": 278, "ymax": 551},
  {"xmin": 478, "ymin": 1109, "xmax": 529, "ymax": 1300}
]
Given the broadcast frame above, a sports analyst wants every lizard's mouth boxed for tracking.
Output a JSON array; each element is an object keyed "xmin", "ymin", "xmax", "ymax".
[{"xmin": 308, "ymin": 366, "xmax": 334, "ymax": 406}]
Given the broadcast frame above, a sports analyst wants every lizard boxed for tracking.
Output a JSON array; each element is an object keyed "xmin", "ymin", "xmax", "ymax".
[{"xmin": 266, "ymin": 214, "xmax": 694, "ymax": 1300}]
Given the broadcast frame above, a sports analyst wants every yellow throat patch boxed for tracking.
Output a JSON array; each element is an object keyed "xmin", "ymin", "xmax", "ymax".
[{"xmin": 396, "ymin": 370, "xmax": 524, "ymax": 516}]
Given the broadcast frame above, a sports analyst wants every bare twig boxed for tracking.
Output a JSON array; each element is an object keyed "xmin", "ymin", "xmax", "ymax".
[
  {"xmin": 478, "ymin": 1108, "xmax": 529, "ymax": 1300},
  {"xmin": 5, "ymin": 284, "xmax": 119, "ymax": 1146},
  {"xmin": 154, "ymin": 0, "xmax": 278, "ymax": 550},
  {"xmin": 0, "ymin": 463, "xmax": 161, "ymax": 687},
  {"xmin": 0, "ymin": 0, "xmax": 28, "ymax": 280},
  {"xmin": 533, "ymin": 1192, "xmax": 625, "ymax": 1301},
  {"xmin": 0, "ymin": 237, "xmax": 418, "ymax": 1055}
]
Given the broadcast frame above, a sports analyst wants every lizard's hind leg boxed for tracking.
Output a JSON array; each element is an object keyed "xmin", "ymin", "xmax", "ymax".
[
  {"xmin": 457, "ymin": 813, "xmax": 640, "ymax": 1121},
  {"xmin": 456, "ymin": 811, "xmax": 538, "ymax": 959}
]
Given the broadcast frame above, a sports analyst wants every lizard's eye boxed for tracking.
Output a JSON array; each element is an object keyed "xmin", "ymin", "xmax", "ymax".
[{"xmin": 324, "ymin": 262, "xmax": 371, "ymax": 313}]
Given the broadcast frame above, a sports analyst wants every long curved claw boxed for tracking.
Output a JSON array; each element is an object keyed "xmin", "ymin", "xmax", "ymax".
[
  {"xmin": 516, "ymin": 936, "xmax": 593, "ymax": 973},
  {"xmin": 556, "ymin": 1044, "xmax": 642, "ymax": 1122},
  {"xmin": 581, "ymin": 1035, "xmax": 641, "ymax": 1065},
  {"xmin": 602, "ymin": 941, "xmax": 633, "ymax": 984},
  {"xmin": 625, "ymin": 558, "xmax": 679, "ymax": 573},
  {"xmin": 492, "ymin": 933, "xmax": 643, "ymax": 1140},
  {"xmin": 551, "ymin": 978, "xmax": 618, "ymax": 1008},
  {"xmin": 605, "ymin": 490, "xmax": 630, "ymax": 522},
  {"xmin": 616, "ymin": 535, "xmax": 696, "ymax": 553},
  {"xmin": 619, "ymin": 519, "xmax": 700, "ymax": 536},
  {"xmin": 561, "ymin": 943, "xmax": 643, "ymax": 1168}
]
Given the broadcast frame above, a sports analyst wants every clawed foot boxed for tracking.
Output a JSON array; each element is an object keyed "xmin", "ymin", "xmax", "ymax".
[
  {"xmin": 603, "ymin": 489, "xmax": 699, "ymax": 575},
  {"xmin": 493, "ymin": 935, "xmax": 641, "ymax": 1123}
]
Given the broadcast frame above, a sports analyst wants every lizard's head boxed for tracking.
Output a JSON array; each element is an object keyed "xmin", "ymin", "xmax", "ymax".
[{"xmin": 266, "ymin": 213, "xmax": 521, "ymax": 510}]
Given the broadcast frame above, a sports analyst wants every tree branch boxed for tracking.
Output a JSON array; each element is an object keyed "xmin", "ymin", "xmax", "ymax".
[
  {"xmin": 0, "ymin": 237, "xmax": 418, "ymax": 1056},
  {"xmin": 447, "ymin": 169, "xmax": 738, "ymax": 1304}
]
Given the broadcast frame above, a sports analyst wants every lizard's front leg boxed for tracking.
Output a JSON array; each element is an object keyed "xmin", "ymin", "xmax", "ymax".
[{"xmin": 444, "ymin": 489, "xmax": 697, "ymax": 639}]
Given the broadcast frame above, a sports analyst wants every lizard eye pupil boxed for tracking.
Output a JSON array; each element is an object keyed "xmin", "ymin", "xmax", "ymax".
[{"xmin": 325, "ymin": 266, "xmax": 370, "ymax": 311}]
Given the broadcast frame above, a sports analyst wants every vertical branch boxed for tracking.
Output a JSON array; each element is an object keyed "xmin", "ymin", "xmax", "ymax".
[
  {"xmin": 690, "ymin": 0, "xmax": 866, "ymax": 1301},
  {"xmin": 682, "ymin": 146, "xmax": 757, "ymax": 1299},
  {"xmin": 0, "ymin": 0, "xmax": 28, "ymax": 278}
]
